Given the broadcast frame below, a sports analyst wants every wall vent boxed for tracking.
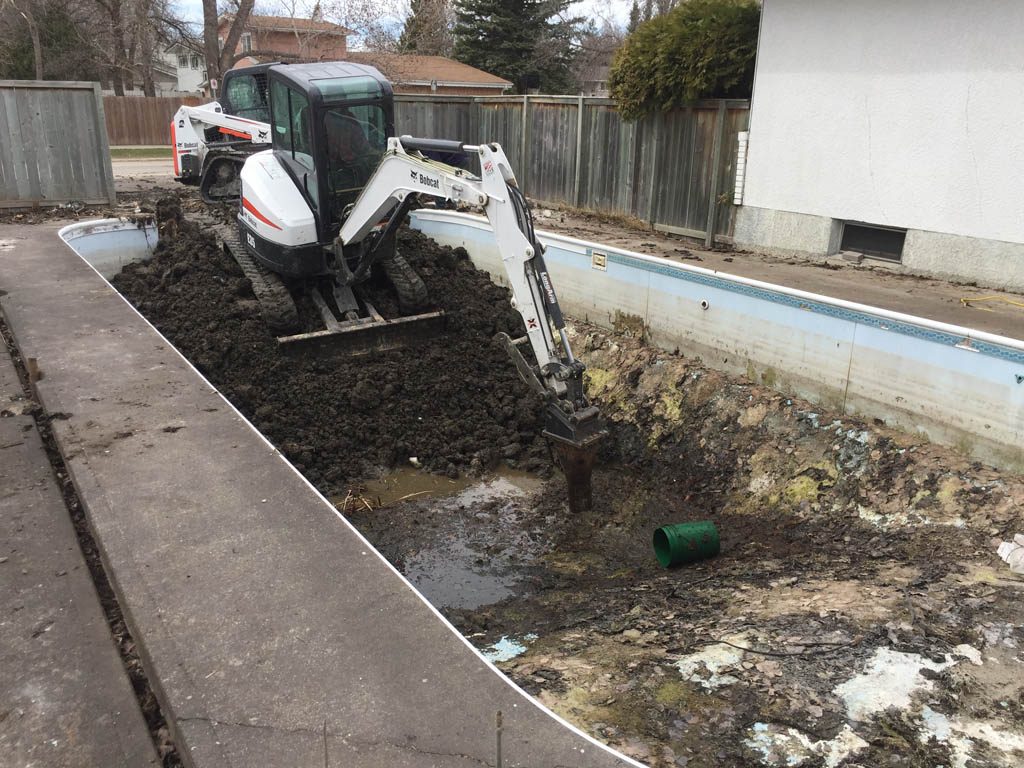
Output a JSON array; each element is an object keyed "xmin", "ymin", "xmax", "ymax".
[{"xmin": 840, "ymin": 222, "xmax": 906, "ymax": 262}]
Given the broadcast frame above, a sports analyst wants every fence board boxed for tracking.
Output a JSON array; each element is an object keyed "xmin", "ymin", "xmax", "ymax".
[
  {"xmin": 103, "ymin": 95, "xmax": 204, "ymax": 145},
  {"xmin": 0, "ymin": 81, "xmax": 116, "ymax": 207}
]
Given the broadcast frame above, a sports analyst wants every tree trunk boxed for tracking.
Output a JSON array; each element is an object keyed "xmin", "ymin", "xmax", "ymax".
[
  {"xmin": 202, "ymin": 0, "xmax": 254, "ymax": 91},
  {"xmin": 142, "ymin": 63, "xmax": 155, "ymax": 96},
  {"xmin": 14, "ymin": 2, "xmax": 44, "ymax": 79},
  {"xmin": 107, "ymin": 0, "xmax": 128, "ymax": 95}
]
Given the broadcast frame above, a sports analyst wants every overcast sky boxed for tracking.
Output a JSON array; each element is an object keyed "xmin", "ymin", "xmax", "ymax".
[{"xmin": 174, "ymin": 0, "xmax": 630, "ymax": 45}]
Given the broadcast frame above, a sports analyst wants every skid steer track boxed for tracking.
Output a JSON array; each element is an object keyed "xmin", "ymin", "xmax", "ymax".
[{"xmin": 214, "ymin": 224, "xmax": 300, "ymax": 333}]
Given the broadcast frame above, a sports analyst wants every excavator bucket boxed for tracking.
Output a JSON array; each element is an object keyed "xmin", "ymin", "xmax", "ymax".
[
  {"xmin": 549, "ymin": 436, "xmax": 601, "ymax": 514},
  {"xmin": 543, "ymin": 407, "xmax": 607, "ymax": 515},
  {"xmin": 276, "ymin": 309, "xmax": 447, "ymax": 359}
]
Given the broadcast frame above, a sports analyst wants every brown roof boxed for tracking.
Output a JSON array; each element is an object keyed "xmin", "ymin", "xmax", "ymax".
[
  {"xmin": 345, "ymin": 52, "xmax": 511, "ymax": 89},
  {"xmin": 221, "ymin": 14, "xmax": 353, "ymax": 36}
]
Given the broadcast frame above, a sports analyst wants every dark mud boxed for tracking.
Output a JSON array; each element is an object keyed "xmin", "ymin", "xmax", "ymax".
[{"xmin": 112, "ymin": 218, "xmax": 551, "ymax": 493}]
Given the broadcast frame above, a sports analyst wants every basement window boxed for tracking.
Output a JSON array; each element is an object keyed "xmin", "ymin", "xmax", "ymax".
[{"xmin": 840, "ymin": 222, "xmax": 907, "ymax": 262}]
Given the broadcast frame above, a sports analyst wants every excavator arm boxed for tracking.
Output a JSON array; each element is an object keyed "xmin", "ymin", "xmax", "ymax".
[{"xmin": 338, "ymin": 136, "xmax": 606, "ymax": 511}]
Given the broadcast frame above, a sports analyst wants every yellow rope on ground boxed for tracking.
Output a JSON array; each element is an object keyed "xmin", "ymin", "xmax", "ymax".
[{"xmin": 959, "ymin": 295, "xmax": 1024, "ymax": 312}]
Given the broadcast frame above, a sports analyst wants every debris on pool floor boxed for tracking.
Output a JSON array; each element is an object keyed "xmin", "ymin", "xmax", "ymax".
[
  {"xmin": 483, "ymin": 634, "xmax": 539, "ymax": 663},
  {"xmin": 110, "ymin": 220, "xmax": 1024, "ymax": 767}
]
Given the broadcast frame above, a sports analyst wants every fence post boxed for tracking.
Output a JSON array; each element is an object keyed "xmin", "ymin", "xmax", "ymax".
[
  {"xmin": 703, "ymin": 101, "xmax": 728, "ymax": 248},
  {"xmin": 92, "ymin": 83, "xmax": 118, "ymax": 205},
  {"xmin": 645, "ymin": 115, "xmax": 661, "ymax": 226},
  {"xmin": 572, "ymin": 93, "xmax": 584, "ymax": 207},
  {"xmin": 626, "ymin": 117, "xmax": 643, "ymax": 220},
  {"xmin": 520, "ymin": 94, "xmax": 529, "ymax": 189}
]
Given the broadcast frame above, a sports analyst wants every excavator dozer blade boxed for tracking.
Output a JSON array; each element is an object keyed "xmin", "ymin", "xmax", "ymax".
[{"xmin": 276, "ymin": 310, "xmax": 447, "ymax": 359}]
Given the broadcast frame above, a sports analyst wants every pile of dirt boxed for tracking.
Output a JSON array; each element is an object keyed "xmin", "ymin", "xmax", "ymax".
[{"xmin": 112, "ymin": 218, "xmax": 551, "ymax": 493}]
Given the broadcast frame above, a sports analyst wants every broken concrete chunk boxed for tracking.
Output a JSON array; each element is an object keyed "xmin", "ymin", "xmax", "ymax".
[{"xmin": 996, "ymin": 533, "xmax": 1024, "ymax": 574}]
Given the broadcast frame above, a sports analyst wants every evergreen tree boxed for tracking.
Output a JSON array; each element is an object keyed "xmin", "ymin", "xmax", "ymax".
[
  {"xmin": 399, "ymin": 0, "xmax": 453, "ymax": 57},
  {"xmin": 627, "ymin": 0, "xmax": 640, "ymax": 33},
  {"xmin": 0, "ymin": 3, "xmax": 102, "ymax": 81},
  {"xmin": 453, "ymin": 0, "xmax": 580, "ymax": 93},
  {"xmin": 610, "ymin": 0, "xmax": 759, "ymax": 119}
]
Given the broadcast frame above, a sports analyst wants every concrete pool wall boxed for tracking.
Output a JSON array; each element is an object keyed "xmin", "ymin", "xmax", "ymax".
[{"xmin": 410, "ymin": 209, "xmax": 1024, "ymax": 473}]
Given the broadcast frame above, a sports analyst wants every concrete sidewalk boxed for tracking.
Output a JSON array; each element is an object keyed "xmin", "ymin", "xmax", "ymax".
[
  {"xmin": 0, "ymin": 338, "xmax": 158, "ymax": 767},
  {"xmin": 0, "ymin": 224, "xmax": 635, "ymax": 767}
]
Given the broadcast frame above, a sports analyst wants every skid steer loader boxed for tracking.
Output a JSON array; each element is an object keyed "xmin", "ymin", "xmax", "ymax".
[{"xmin": 170, "ymin": 61, "xmax": 605, "ymax": 510}]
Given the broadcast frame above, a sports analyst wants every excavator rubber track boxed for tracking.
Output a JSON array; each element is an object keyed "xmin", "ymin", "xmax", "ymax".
[{"xmin": 214, "ymin": 224, "xmax": 300, "ymax": 333}]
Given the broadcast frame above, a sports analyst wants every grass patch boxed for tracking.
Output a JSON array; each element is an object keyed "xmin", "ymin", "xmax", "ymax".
[{"xmin": 110, "ymin": 146, "xmax": 172, "ymax": 159}]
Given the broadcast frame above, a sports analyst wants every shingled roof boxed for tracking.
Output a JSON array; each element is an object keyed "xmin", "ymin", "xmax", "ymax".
[
  {"xmin": 345, "ymin": 52, "xmax": 511, "ymax": 90},
  {"xmin": 223, "ymin": 14, "xmax": 353, "ymax": 36}
]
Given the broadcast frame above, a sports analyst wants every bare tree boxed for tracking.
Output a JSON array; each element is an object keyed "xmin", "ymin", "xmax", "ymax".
[
  {"xmin": 323, "ymin": 0, "xmax": 403, "ymax": 51},
  {"xmin": 399, "ymin": 0, "xmax": 453, "ymax": 57},
  {"xmin": 7, "ymin": 0, "xmax": 43, "ymax": 78},
  {"xmin": 203, "ymin": 0, "xmax": 255, "ymax": 85},
  {"xmin": 571, "ymin": 1, "xmax": 625, "ymax": 93}
]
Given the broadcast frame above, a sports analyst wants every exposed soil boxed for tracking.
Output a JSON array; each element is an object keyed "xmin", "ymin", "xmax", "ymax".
[
  {"xmin": 352, "ymin": 327, "xmax": 1024, "ymax": 768},
  {"xmin": 105, "ymin": 209, "xmax": 1024, "ymax": 768},
  {"xmin": 112, "ymin": 217, "xmax": 551, "ymax": 492}
]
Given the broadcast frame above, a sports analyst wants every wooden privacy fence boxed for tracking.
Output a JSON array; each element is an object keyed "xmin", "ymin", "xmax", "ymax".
[
  {"xmin": 395, "ymin": 94, "xmax": 750, "ymax": 243},
  {"xmin": 103, "ymin": 95, "xmax": 204, "ymax": 145},
  {"xmin": 0, "ymin": 80, "xmax": 116, "ymax": 208},
  {"xmin": 79, "ymin": 90, "xmax": 747, "ymax": 240}
]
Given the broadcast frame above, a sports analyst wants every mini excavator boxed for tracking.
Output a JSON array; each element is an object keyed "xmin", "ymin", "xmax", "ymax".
[{"xmin": 171, "ymin": 62, "xmax": 604, "ymax": 509}]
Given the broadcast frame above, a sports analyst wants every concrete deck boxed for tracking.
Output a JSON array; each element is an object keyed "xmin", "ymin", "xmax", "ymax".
[
  {"xmin": 0, "ymin": 338, "xmax": 158, "ymax": 767},
  {"xmin": 0, "ymin": 222, "xmax": 635, "ymax": 767}
]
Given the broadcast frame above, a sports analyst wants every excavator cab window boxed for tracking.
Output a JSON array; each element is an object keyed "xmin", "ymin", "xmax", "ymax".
[
  {"xmin": 271, "ymin": 79, "xmax": 319, "ymax": 210},
  {"xmin": 323, "ymin": 103, "xmax": 387, "ymax": 213}
]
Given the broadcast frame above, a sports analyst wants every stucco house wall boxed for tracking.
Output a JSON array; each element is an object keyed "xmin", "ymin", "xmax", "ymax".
[{"xmin": 734, "ymin": 0, "xmax": 1024, "ymax": 289}]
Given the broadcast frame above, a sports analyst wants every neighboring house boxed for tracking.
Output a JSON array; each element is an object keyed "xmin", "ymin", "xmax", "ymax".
[
  {"xmin": 162, "ymin": 41, "xmax": 206, "ymax": 93},
  {"xmin": 345, "ymin": 52, "xmax": 511, "ymax": 96},
  {"xmin": 216, "ymin": 14, "xmax": 508, "ymax": 95},
  {"xmin": 218, "ymin": 14, "xmax": 352, "ymax": 64},
  {"xmin": 578, "ymin": 65, "xmax": 610, "ymax": 98},
  {"xmin": 733, "ymin": 0, "xmax": 1024, "ymax": 290},
  {"xmin": 99, "ymin": 61, "xmax": 179, "ymax": 96}
]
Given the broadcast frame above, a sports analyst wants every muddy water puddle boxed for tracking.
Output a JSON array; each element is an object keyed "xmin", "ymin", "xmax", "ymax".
[
  {"xmin": 344, "ymin": 467, "xmax": 551, "ymax": 610},
  {"xmin": 334, "ymin": 465, "xmax": 542, "ymax": 509}
]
